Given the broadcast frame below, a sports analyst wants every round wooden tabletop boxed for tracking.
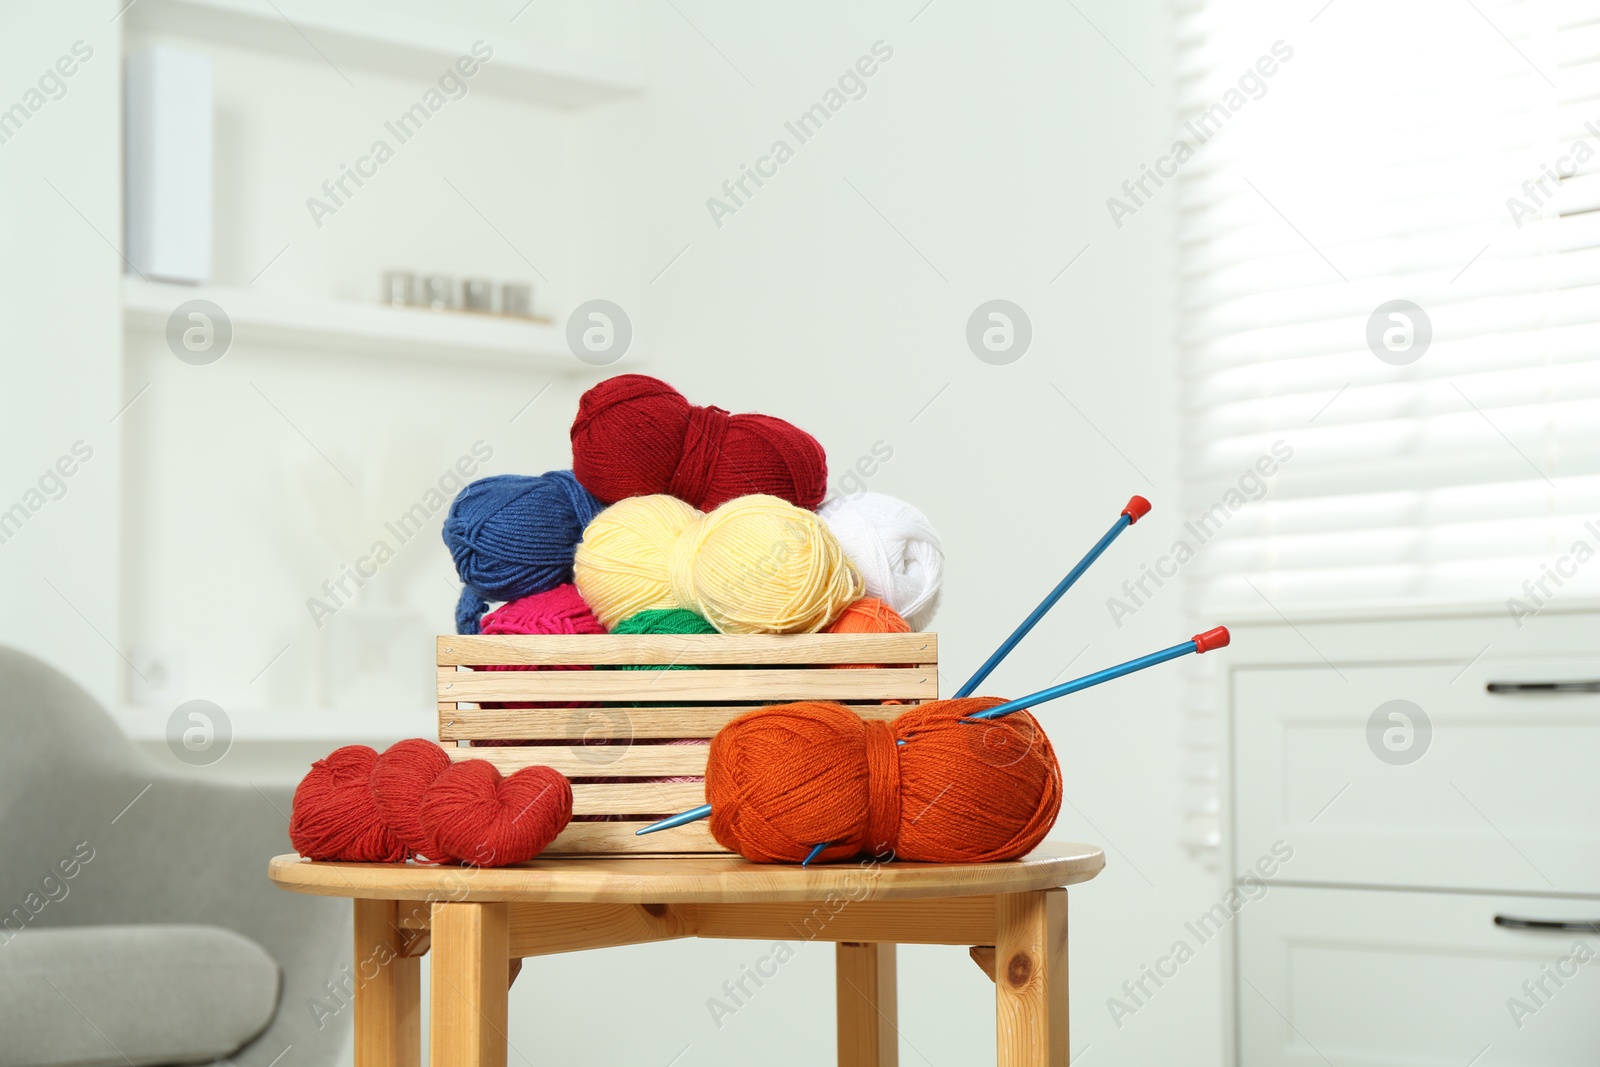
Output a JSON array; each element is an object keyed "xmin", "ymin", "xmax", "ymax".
[{"xmin": 268, "ymin": 841, "xmax": 1105, "ymax": 904}]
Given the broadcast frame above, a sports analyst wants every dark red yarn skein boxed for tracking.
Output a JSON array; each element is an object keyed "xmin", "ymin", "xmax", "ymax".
[
  {"xmin": 421, "ymin": 761, "xmax": 572, "ymax": 868},
  {"xmin": 570, "ymin": 374, "xmax": 829, "ymax": 511},
  {"xmin": 288, "ymin": 745, "xmax": 408, "ymax": 863},
  {"xmin": 705, "ymin": 698, "xmax": 1061, "ymax": 865},
  {"xmin": 290, "ymin": 740, "xmax": 573, "ymax": 866},
  {"xmin": 369, "ymin": 738, "xmax": 454, "ymax": 858}
]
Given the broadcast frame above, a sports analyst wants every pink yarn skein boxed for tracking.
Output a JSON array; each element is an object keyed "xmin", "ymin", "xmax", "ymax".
[
  {"xmin": 480, "ymin": 583, "xmax": 605, "ymax": 637},
  {"xmin": 477, "ymin": 584, "xmax": 605, "ymax": 736}
]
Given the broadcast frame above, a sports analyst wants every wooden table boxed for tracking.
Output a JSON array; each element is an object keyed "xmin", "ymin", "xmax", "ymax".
[{"xmin": 269, "ymin": 843, "xmax": 1104, "ymax": 1066}]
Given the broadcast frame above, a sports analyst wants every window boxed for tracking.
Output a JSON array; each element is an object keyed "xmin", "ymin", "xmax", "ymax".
[{"xmin": 1174, "ymin": 0, "xmax": 1600, "ymax": 854}]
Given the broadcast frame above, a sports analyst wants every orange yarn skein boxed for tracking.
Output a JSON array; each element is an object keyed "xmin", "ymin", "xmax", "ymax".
[
  {"xmin": 704, "ymin": 697, "xmax": 1060, "ymax": 864},
  {"xmin": 824, "ymin": 596, "xmax": 913, "ymax": 693},
  {"xmin": 825, "ymin": 596, "xmax": 911, "ymax": 637}
]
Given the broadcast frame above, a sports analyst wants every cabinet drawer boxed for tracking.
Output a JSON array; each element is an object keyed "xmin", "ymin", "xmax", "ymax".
[
  {"xmin": 1232, "ymin": 658, "xmax": 1600, "ymax": 892},
  {"xmin": 1238, "ymin": 885, "xmax": 1600, "ymax": 1066}
]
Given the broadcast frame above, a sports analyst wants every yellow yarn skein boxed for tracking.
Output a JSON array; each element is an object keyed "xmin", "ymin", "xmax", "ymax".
[
  {"xmin": 573, "ymin": 494, "xmax": 702, "ymax": 629},
  {"xmin": 671, "ymin": 494, "xmax": 864, "ymax": 635}
]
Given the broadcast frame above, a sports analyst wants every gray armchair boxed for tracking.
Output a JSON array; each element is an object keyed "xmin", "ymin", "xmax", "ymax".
[{"xmin": 0, "ymin": 647, "xmax": 351, "ymax": 1067}]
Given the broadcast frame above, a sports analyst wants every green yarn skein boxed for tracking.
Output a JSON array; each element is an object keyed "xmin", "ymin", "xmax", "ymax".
[{"xmin": 611, "ymin": 609, "xmax": 716, "ymax": 671}]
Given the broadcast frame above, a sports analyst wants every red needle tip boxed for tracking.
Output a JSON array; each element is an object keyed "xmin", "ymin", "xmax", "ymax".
[
  {"xmin": 1122, "ymin": 495, "xmax": 1152, "ymax": 524},
  {"xmin": 1192, "ymin": 626, "xmax": 1230, "ymax": 653}
]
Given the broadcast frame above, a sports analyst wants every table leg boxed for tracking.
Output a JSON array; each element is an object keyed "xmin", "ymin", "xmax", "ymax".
[
  {"xmin": 353, "ymin": 899, "xmax": 420, "ymax": 1067},
  {"xmin": 995, "ymin": 890, "xmax": 1068, "ymax": 1067},
  {"xmin": 431, "ymin": 902, "xmax": 510, "ymax": 1067},
  {"xmin": 837, "ymin": 942, "xmax": 898, "ymax": 1066}
]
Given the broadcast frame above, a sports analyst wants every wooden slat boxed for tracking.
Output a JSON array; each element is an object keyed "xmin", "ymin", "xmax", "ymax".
[
  {"xmin": 570, "ymin": 782, "xmax": 704, "ymax": 816},
  {"xmin": 505, "ymin": 902, "xmax": 694, "ymax": 958},
  {"xmin": 437, "ymin": 666, "xmax": 935, "ymax": 702},
  {"xmin": 439, "ymin": 632, "xmax": 936, "ymax": 666},
  {"xmin": 542, "ymin": 819, "xmax": 727, "ymax": 855},
  {"xmin": 391, "ymin": 899, "xmax": 1010, "ymax": 955},
  {"xmin": 449, "ymin": 745, "xmax": 710, "ymax": 776},
  {"xmin": 439, "ymin": 703, "xmax": 904, "ymax": 741},
  {"xmin": 694, "ymin": 897, "xmax": 997, "ymax": 945}
]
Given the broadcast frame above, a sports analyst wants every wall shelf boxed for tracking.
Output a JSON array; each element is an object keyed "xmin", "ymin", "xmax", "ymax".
[
  {"xmin": 123, "ymin": 278, "xmax": 579, "ymax": 368},
  {"xmin": 126, "ymin": 0, "xmax": 644, "ymax": 108}
]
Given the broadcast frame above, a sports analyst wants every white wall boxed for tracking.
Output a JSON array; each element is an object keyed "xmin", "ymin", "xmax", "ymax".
[
  {"xmin": 540, "ymin": 3, "xmax": 1218, "ymax": 1064},
  {"xmin": 0, "ymin": 2, "xmax": 123, "ymax": 700}
]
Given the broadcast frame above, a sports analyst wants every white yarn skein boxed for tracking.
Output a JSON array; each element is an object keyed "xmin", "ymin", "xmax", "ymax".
[{"xmin": 818, "ymin": 492, "xmax": 944, "ymax": 630}]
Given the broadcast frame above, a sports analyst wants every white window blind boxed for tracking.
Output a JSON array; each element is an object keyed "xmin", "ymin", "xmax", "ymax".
[{"xmin": 1174, "ymin": 0, "xmax": 1600, "ymax": 855}]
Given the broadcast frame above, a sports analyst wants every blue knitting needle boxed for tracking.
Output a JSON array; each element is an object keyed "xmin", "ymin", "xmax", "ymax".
[
  {"xmin": 786, "ymin": 628, "xmax": 1230, "ymax": 862},
  {"xmin": 802, "ymin": 842, "xmax": 829, "ymax": 866},
  {"xmin": 640, "ymin": 804, "xmax": 711, "ymax": 834},
  {"xmin": 636, "ymin": 625, "xmax": 1230, "ymax": 841},
  {"xmin": 956, "ymin": 495, "xmax": 1150, "ymax": 698},
  {"xmin": 966, "ymin": 626, "xmax": 1231, "ymax": 720},
  {"xmin": 642, "ymin": 500, "xmax": 1154, "ymax": 841}
]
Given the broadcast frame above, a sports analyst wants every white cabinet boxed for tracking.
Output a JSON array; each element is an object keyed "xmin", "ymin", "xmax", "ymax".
[
  {"xmin": 1222, "ymin": 604, "xmax": 1600, "ymax": 1065},
  {"xmin": 1233, "ymin": 658, "xmax": 1600, "ymax": 894},
  {"xmin": 1238, "ymin": 886, "xmax": 1600, "ymax": 1066}
]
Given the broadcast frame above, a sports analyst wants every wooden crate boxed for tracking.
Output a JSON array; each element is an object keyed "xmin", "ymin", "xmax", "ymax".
[{"xmin": 437, "ymin": 632, "xmax": 939, "ymax": 855}]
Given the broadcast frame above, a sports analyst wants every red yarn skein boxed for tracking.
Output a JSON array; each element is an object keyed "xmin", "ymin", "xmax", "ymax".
[
  {"xmin": 289, "ymin": 746, "xmax": 408, "ymax": 863},
  {"xmin": 570, "ymin": 374, "xmax": 828, "ymax": 511},
  {"xmin": 370, "ymin": 738, "xmax": 455, "ymax": 859},
  {"xmin": 704, "ymin": 698, "xmax": 1060, "ymax": 865},
  {"xmin": 291, "ymin": 740, "xmax": 573, "ymax": 866},
  {"xmin": 420, "ymin": 761, "xmax": 572, "ymax": 868}
]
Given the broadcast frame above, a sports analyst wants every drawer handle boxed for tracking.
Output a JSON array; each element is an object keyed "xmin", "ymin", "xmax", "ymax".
[
  {"xmin": 1485, "ymin": 680, "xmax": 1600, "ymax": 694},
  {"xmin": 1494, "ymin": 914, "xmax": 1600, "ymax": 933}
]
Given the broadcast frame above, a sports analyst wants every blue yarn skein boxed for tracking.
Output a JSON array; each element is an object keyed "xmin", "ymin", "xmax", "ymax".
[{"xmin": 442, "ymin": 470, "xmax": 603, "ymax": 634}]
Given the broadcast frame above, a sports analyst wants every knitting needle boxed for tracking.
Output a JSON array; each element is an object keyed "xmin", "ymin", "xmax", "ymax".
[
  {"xmin": 802, "ymin": 842, "xmax": 829, "ymax": 866},
  {"xmin": 638, "ymin": 804, "xmax": 711, "ymax": 834},
  {"xmin": 955, "ymin": 495, "xmax": 1150, "ymax": 698},
  {"xmin": 636, "ymin": 626, "xmax": 1229, "ymax": 839},
  {"xmin": 636, "ymin": 625, "xmax": 1230, "ymax": 840},
  {"xmin": 965, "ymin": 626, "xmax": 1230, "ymax": 721},
  {"xmin": 798, "ymin": 627, "xmax": 1230, "ymax": 862}
]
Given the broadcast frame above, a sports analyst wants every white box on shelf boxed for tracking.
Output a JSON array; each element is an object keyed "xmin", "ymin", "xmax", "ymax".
[{"xmin": 125, "ymin": 46, "xmax": 213, "ymax": 284}]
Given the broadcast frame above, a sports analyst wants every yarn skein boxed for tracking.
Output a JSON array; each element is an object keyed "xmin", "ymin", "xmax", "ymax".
[
  {"xmin": 704, "ymin": 697, "xmax": 1060, "ymax": 865},
  {"xmin": 475, "ymin": 583, "xmax": 607, "ymax": 727},
  {"xmin": 611, "ymin": 608, "xmax": 718, "ymax": 662},
  {"xmin": 421, "ymin": 760, "xmax": 571, "ymax": 868},
  {"xmin": 824, "ymin": 596, "xmax": 911, "ymax": 636},
  {"xmin": 369, "ymin": 738, "xmax": 454, "ymax": 857},
  {"xmin": 442, "ymin": 471, "xmax": 603, "ymax": 635},
  {"xmin": 291, "ymin": 739, "xmax": 574, "ymax": 866},
  {"xmin": 818, "ymin": 492, "xmax": 944, "ymax": 630},
  {"xmin": 591, "ymin": 609, "xmax": 717, "ymax": 820},
  {"xmin": 571, "ymin": 495, "xmax": 701, "ymax": 629},
  {"xmin": 480, "ymin": 583, "xmax": 606, "ymax": 638},
  {"xmin": 672, "ymin": 496, "xmax": 862, "ymax": 634},
  {"xmin": 575, "ymin": 494, "xmax": 864, "ymax": 635},
  {"xmin": 570, "ymin": 374, "xmax": 829, "ymax": 511},
  {"xmin": 825, "ymin": 597, "xmax": 912, "ymax": 677},
  {"xmin": 288, "ymin": 746, "xmax": 408, "ymax": 863}
]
